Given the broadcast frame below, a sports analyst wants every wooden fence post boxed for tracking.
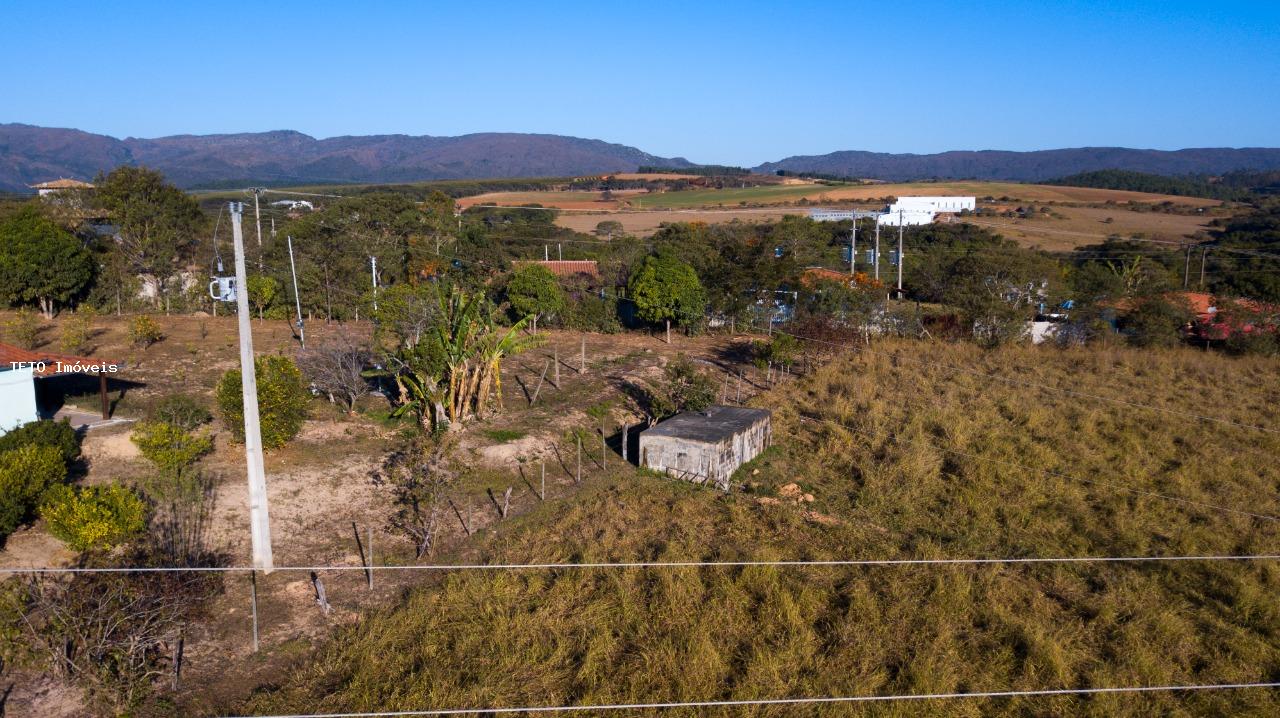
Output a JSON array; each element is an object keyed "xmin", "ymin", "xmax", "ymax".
[
  {"xmin": 501, "ymin": 487, "xmax": 513, "ymax": 518},
  {"xmin": 311, "ymin": 572, "xmax": 331, "ymax": 615},
  {"xmin": 249, "ymin": 571, "xmax": 260, "ymax": 654},
  {"xmin": 530, "ymin": 360, "xmax": 550, "ymax": 405},
  {"xmin": 367, "ymin": 525, "xmax": 374, "ymax": 590},
  {"xmin": 540, "ymin": 460, "xmax": 546, "ymax": 501},
  {"xmin": 554, "ymin": 347, "xmax": 560, "ymax": 387},
  {"xmin": 172, "ymin": 629, "xmax": 184, "ymax": 691},
  {"xmin": 576, "ymin": 435, "xmax": 582, "ymax": 484},
  {"xmin": 580, "ymin": 337, "xmax": 586, "ymax": 373},
  {"xmin": 621, "ymin": 424, "xmax": 628, "ymax": 463}
]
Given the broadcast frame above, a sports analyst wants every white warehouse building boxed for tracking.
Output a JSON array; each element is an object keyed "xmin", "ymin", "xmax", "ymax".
[{"xmin": 877, "ymin": 196, "xmax": 975, "ymax": 226}]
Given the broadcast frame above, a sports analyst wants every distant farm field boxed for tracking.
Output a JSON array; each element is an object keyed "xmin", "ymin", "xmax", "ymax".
[{"xmin": 624, "ymin": 181, "xmax": 1226, "ymax": 209}]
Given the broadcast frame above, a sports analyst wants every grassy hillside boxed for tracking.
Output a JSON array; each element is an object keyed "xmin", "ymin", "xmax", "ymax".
[{"xmin": 243, "ymin": 341, "xmax": 1280, "ymax": 716}]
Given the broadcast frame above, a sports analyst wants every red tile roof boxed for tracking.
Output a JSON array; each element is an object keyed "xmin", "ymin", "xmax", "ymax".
[
  {"xmin": 512, "ymin": 260, "xmax": 602, "ymax": 282},
  {"xmin": 0, "ymin": 342, "xmax": 121, "ymax": 378}
]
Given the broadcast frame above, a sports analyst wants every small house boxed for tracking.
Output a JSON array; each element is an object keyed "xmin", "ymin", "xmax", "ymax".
[{"xmin": 639, "ymin": 405, "xmax": 771, "ymax": 491}]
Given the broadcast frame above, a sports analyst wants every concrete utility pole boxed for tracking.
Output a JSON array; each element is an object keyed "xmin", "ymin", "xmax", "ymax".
[
  {"xmin": 873, "ymin": 221, "xmax": 881, "ymax": 281},
  {"xmin": 230, "ymin": 202, "xmax": 274, "ymax": 572},
  {"xmin": 371, "ymin": 256, "xmax": 379, "ymax": 311},
  {"xmin": 849, "ymin": 219, "xmax": 857, "ymax": 276},
  {"xmin": 896, "ymin": 209, "xmax": 904, "ymax": 297},
  {"xmin": 287, "ymin": 235, "xmax": 305, "ymax": 350},
  {"xmin": 251, "ymin": 189, "xmax": 263, "ymax": 248},
  {"xmin": 1199, "ymin": 247, "xmax": 1207, "ymax": 288},
  {"xmin": 1183, "ymin": 244, "xmax": 1192, "ymax": 289}
]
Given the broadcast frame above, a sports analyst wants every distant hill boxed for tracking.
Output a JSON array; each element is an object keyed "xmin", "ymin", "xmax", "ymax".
[
  {"xmin": 754, "ymin": 147, "xmax": 1280, "ymax": 183},
  {"xmin": 6, "ymin": 122, "xmax": 1280, "ymax": 192},
  {"xmin": 0, "ymin": 123, "xmax": 695, "ymax": 192},
  {"xmin": 1040, "ymin": 169, "xmax": 1255, "ymax": 201}
]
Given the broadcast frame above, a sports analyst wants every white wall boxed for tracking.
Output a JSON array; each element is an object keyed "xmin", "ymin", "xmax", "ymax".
[
  {"xmin": 895, "ymin": 196, "xmax": 976, "ymax": 212},
  {"xmin": 0, "ymin": 367, "xmax": 40, "ymax": 434}
]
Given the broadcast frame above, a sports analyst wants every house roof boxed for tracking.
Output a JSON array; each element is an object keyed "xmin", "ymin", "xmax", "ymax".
[
  {"xmin": 0, "ymin": 342, "xmax": 121, "ymax": 378},
  {"xmin": 641, "ymin": 405, "xmax": 771, "ymax": 444},
  {"xmin": 511, "ymin": 260, "xmax": 602, "ymax": 282},
  {"xmin": 800, "ymin": 267, "xmax": 852, "ymax": 287},
  {"xmin": 29, "ymin": 178, "xmax": 93, "ymax": 190}
]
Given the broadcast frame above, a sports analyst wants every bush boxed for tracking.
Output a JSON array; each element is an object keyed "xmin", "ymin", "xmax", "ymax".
[
  {"xmin": 129, "ymin": 315, "xmax": 164, "ymax": 347},
  {"xmin": 0, "ymin": 417, "xmax": 80, "ymax": 466},
  {"xmin": 149, "ymin": 394, "xmax": 212, "ymax": 431},
  {"xmin": 4, "ymin": 308, "xmax": 42, "ymax": 349},
  {"xmin": 216, "ymin": 355, "xmax": 309, "ymax": 448},
  {"xmin": 1122, "ymin": 297, "xmax": 1192, "ymax": 348},
  {"xmin": 0, "ymin": 444, "xmax": 68, "ymax": 537},
  {"xmin": 130, "ymin": 421, "xmax": 213, "ymax": 477},
  {"xmin": 59, "ymin": 307, "xmax": 96, "ymax": 354},
  {"xmin": 40, "ymin": 484, "xmax": 147, "ymax": 552},
  {"xmin": 562, "ymin": 294, "xmax": 622, "ymax": 333}
]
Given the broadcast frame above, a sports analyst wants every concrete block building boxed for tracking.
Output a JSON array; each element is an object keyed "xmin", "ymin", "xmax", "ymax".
[{"xmin": 639, "ymin": 406, "xmax": 771, "ymax": 491}]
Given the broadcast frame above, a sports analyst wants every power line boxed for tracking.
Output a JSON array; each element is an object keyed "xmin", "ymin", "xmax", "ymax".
[{"xmin": 224, "ymin": 680, "xmax": 1280, "ymax": 717}]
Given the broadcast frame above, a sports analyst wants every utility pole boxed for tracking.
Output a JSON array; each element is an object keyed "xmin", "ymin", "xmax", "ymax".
[
  {"xmin": 849, "ymin": 218, "xmax": 857, "ymax": 276},
  {"xmin": 230, "ymin": 202, "xmax": 274, "ymax": 573},
  {"xmin": 544, "ymin": 245, "xmax": 549, "ymax": 261},
  {"xmin": 873, "ymin": 221, "xmax": 881, "ymax": 281},
  {"xmin": 251, "ymin": 188, "xmax": 264, "ymax": 270},
  {"xmin": 287, "ymin": 235, "xmax": 305, "ymax": 350},
  {"xmin": 1199, "ymin": 247, "xmax": 1207, "ymax": 288},
  {"xmin": 370, "ymin": 256, "xmax": 378, "ymax": 311},
  {"xmin": 558, "ymin": 243, "xmax": 562, "ymax": 261},
  {"xmin": 1183, "ymin": 244, "xmax": 1192, "ymax": 289},
  {"xmin": 896, "ymin": 209, "xmax": 904, "ymax": 298}
]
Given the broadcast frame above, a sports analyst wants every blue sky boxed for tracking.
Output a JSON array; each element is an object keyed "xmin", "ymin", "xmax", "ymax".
[{"xmin": 2, "ymin": 1, "xmax": 1277, "ymax": 165}]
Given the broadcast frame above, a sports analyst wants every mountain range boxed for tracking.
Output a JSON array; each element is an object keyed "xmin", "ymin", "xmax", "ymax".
[{"xmin": 3, "ymin": 122, "xmax": 1280, "ymax": 192}]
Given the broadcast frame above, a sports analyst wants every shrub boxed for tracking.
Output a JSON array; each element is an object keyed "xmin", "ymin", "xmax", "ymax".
[
  {"xmin": 0, "ymin": 444, "xmax": 68, "ymax": 537},
  {"xmin": 641, "ymin": 356, "xmax": 717, "ymax": 424},
  {"xmin": 149, "ymin": 394, "xmax": 212, "ymax": 430},
  {"xmin": 563, "ymin": 294, "xmax": 622, "ymax": 333},
  {"xmin": 129, "ymin": 315, "xmax": 164, "ymax": 347},
  {"xmin": 40, "ymin": 484, "xmax": 147, "ymax": 552},
  {"xmin": 59, "ymin": 307, "xmax": 96, "ymax": 354},
  {"xmin": 0, "ymin": 417, "xmax": 80, "ymax": 466},
  {"xmin": 130, "ymin": 421, "xmax": 212, "ymax": 477},
  {"xmin": 216, "ymin": 355, "xmax": 309, "ymax": 448},
  {"xmin": 4, "ymin": 308, "xmax": 42, "ymax": 349},
  {"xmin": 1122, "ymin": 297, "xmax": 1192, "ymax": 347}
]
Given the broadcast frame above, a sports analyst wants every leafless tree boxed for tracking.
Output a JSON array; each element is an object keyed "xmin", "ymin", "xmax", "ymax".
[
  {"xmin": 376, "ymin": 439, "xmax": 455, "ymax": 558},
  {"xmin": 297, "ymin": 330, "xmax": 373, "ymax": 413}
]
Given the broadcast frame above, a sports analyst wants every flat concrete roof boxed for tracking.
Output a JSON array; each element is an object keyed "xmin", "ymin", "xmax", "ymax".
[{"xmin": 641, "ymin": 405, "xmax": 770, "ymax": 444}]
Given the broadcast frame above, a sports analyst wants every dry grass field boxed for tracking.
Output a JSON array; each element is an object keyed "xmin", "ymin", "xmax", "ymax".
[
  {"xmin": 459, "ymin": 181, "xmax": 1228, "ymax": 247},
  {"xmin": 242, "ymin": 339, "xmax": 1280, "ymax": 717}
]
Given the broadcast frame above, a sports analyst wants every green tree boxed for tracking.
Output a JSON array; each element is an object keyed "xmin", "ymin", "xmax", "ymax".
[
  {"xmin": 627, "ymin": 253, "xmax": 706, "ymax": 343},
  {"xmin": 40, "ymin": 484, "xmax": 147, "ymax": 552},
  {"xmin": 506, "ymin": 263, "xmax": 564, "ymax": 332},
  {"xmin": 0, "ymin": 204, "xmax": 95, "ymax": 317},
  {"xmin": 94, "ymin": 166, "xmax": 205, "ymax": 313},
  {"xmin": 247, "ymin": 275, "xmax": 279, "ymax": 320},
  {"xmin": 645, "ymin": 356, "xmax": 717, "ymax": 424},
  {"xmin": 216, "ymin": 355, "xmax": 309, "ymax": 449}
]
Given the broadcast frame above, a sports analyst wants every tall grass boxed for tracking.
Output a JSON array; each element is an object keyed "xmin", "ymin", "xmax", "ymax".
[{"xmin": 243, "ymin": 341, "xmax": 1280, "ymax": 716}]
